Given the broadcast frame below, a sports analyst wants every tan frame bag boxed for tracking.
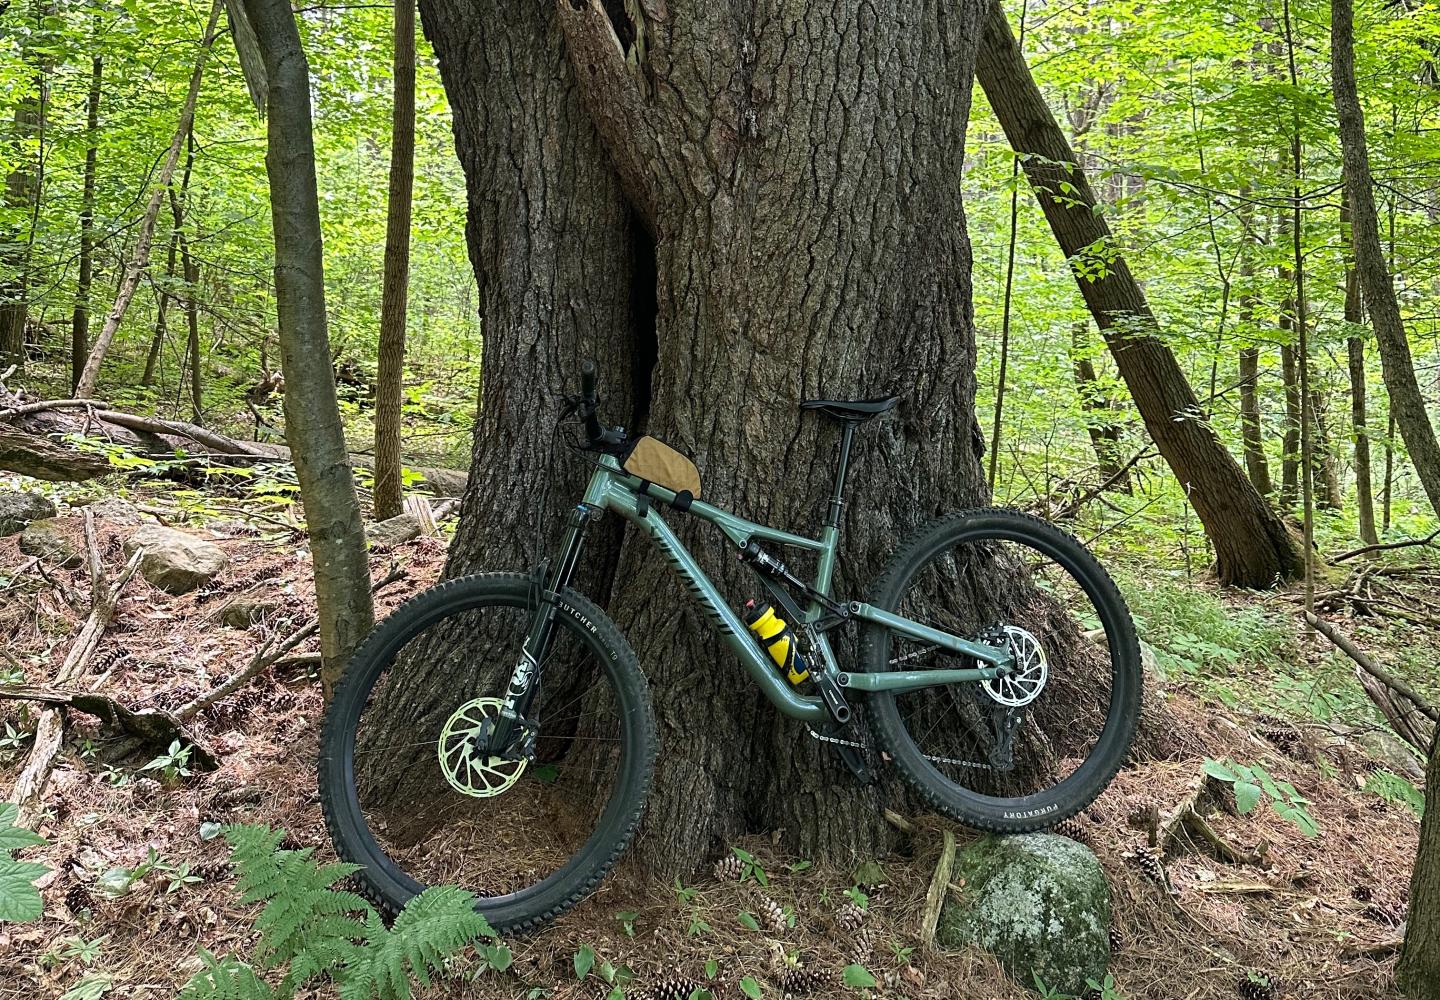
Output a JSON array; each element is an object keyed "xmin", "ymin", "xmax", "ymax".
[{"xmin": 622, "ymin": 436, "xmax": 702, "ymax": 498}]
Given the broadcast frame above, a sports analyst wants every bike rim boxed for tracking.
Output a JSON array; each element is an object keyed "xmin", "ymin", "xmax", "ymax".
[
  {"xmin": 880, "ymin": 527, "xmax": 1127, "ymax": 801},
  {"xmin": 342, "ymin": 596, "xmax": 632, "ymax": 905}
]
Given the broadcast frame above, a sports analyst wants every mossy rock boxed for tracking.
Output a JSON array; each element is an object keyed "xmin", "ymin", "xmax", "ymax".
[{"xmin": 937, "ymin": 833, "xmax": 1110, "ymax": 995}]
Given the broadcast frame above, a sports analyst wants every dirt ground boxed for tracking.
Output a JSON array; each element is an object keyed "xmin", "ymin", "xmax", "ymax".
[{"xmin": 0, "ymin": 483, "xmax": 1428, "ymax": 1000}]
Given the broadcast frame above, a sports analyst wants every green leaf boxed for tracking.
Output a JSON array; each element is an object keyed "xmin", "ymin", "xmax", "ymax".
[
  {"xmin": 740, "ymin": 975, "xmax": 762, "ymax": 999},
  {"xmin": 0, "ymin": 857, "xmax": 48, "ymax": 922},
  {"xmin": 842, "ymin": 964, "xmax": 876, "ymax": 989},
  {"xmin": 705, "ymin": 959, "xmax": 718, "ymax": 979},
  {"xmin": 573, "ymin": 944, "xmax": 595, "ymax": 980},
  {"xmin": 1201, "ymin": 758, "xmax": 1237, "ymax": 782},
  {"xmin": 58, "ymin": 975, "xmax": 113, "ymax": 1000},
  {"xmin": 1233, "ymin": 780, "xmax": 1262, "ymax": 814},
  {"xmin": 737, "ymin": 911, "xmax": 760, "ymax": 931}
]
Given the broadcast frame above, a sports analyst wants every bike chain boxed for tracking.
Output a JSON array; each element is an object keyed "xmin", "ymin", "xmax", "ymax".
[{"xmin": 806, "ymin": 718, "xmax": 996, "ymax": 772}]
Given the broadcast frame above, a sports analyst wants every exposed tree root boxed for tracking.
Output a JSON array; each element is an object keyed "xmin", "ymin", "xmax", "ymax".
[{"xmin": 7, "ymin": 512, "xmax": 144, "ymax": 826}]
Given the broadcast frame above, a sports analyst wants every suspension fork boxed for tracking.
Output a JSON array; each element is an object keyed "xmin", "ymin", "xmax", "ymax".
[{"xmin": 486, "ymin": 503, "xmax": 596, "ymax": 755}]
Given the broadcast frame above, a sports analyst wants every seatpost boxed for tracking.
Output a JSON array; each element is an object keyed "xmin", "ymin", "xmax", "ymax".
[{"xmin": 826, "ymin": 421, "xmax": 857, "ymax": 529}]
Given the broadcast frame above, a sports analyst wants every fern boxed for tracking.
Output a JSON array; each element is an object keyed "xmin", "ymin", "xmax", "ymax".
[
  {"xmin": 178, "ymin": 826, "xmax": 494, "ymax": 1000},
  {"xmin": 178, "ymin": 950, "xmax": 278, "ymax": 1000},
  {"xmin": 332, "ymin": 887, "xmax": 495, "ymax": 1000}
]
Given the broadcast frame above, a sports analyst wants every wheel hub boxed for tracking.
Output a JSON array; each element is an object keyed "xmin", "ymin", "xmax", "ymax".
[
  {"xmin": 982, "ymin": 625, "xmax": 1048, "ymax": 707},
  {"xmin": 437, "ymin": 697, "xmax": 527, "ymax": 798}
]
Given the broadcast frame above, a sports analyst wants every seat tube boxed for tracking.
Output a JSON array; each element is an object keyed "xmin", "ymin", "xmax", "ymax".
[{"xmin": 827, "ymin": 422, "xmax": 857, "ymax": 529}]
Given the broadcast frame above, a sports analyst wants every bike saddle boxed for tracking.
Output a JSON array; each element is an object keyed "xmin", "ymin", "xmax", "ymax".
[{"xmin": 799, "ymin": 396, "xmax": 900, "ymax": 422}]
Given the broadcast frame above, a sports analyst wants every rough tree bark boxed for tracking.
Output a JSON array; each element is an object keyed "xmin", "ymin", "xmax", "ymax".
[
  {"xmin": 1332, "ymin": 0, "xmax": 1440, "ymax": 523},
  {"xmin": 243, "ymin": 0, "xmax": 375, "ymax": 693},
  {"xmin": 373, "ymin": 0, "xmax": 416, "ymax": 522},
  {"xmin": 416, "ymin": 0, "xmax": 994, "ymax": 871},
  {"xmin": 975, "ymin": 0, "xmax": 1304, "ymax": 587},
  {"xmin": 74, "ymin": 0, "xmax": 222, "ymax": 398},
  {"xmin": 1332, "ymin": 0, "xmax": 1440, "ymax": 989},
  {"xmin": 71, "ymin": 38, "xmax": 102, "ymax": 393},
  {"xmin": 1238, "ymin": 348, "xmax": 1273, "ymax": 497}
]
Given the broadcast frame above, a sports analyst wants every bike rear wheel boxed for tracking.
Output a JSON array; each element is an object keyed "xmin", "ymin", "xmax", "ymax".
[
  {"xmin": 860, "ymin": 508, "xmax": 1140, "ymax": 830},
  {"xmin": 319, "ymin": 573, "xmax": 656, "ymax": 933}
]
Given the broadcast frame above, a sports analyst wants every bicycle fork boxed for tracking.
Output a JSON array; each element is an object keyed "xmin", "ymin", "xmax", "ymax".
[{"xmin": 485, "ymin": 503, "xmax": 598, "ymax": 757}]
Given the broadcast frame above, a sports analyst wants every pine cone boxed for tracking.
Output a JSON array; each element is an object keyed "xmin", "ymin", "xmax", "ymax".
[
  {"xmin": 1126, "ymin": 794, "xmax": 1161, "ymax": 827},
  {"xmin": 1350, "ymin": 884, "xmax": 1373, "ymax": 902},
  {"xmin": 1363, "ymin": 901, "xmax": 1406, "ymax": 927},
  {"xmin": 780, "ymin": 967, "xmax": 829, "ymax": 997},
  {"xmin": 1237, "ymin": 973, "xmax": 1275, "ymax": 1000},
  {"xmin": 836, "ymin": 900, "xmax": 867, "ymax": 932},
  {"xmin": 64, "ymin": 883, "xmax": 94, "ymax": 915},
  {"xmin": 133, "ymin": 777, "xmax": 162, "ymax": 798},
  {"xmin": 713, "ymin": 854, "xmax": 744, "ymax": 882},
  {"xmin": 758, "ymin": 895, "xmax": 788, "ymax": 935},
  {"xmin": 1257, "ymin": 724, "xmax": 1299, "ymax": 754},
  {"xmin": 848, "ymin": 925, "xmax": 879, "ymax": 963},
  {"xmin": 90, "ymin": 648, "xmax": 130, "ymax": 675},
  {"xmin": 647, "ymin": 977, "xmax": 702, "ymax": 1000},
  {"xmin": 1053, "ymin": 817, "xmax": 1088, "ymax": 843},
  {"xmin": 271, "ymin": 690, "xmax": 298, "ymax": 712},
  {"xmin": 1108, "ymin": 925, "xmax": 1122, "ymax": 954},
  {"xmin": 191, "ymin": 862, "xmax": 231, "ymax": 883},
  {"xmin": 1129, "ymin": 848, "xmax": 1166, "ymax": 886}
]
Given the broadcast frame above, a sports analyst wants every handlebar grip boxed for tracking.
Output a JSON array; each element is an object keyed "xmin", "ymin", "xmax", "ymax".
[{"xmin": 579, "ymin": 360, "xmax": 602, "ymax": 442}]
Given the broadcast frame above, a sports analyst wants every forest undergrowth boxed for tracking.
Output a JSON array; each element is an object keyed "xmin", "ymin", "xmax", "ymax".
[{"xmin": 0, "ymin": 468, "xmax": 1433, "ymax": 1000}]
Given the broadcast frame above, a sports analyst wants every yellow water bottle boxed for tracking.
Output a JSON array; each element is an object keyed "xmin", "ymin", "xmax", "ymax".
[{"xmin": 744, "ymin": 601, "xmax": 810, "ymax": 685}]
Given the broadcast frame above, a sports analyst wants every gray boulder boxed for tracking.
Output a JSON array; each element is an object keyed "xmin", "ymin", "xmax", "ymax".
[
  {"xmin": 0, "ymin": 490, "xmax": 57, "ymax": 536},
  {"xmin": 366, "ymin": 513, "xmax": 421, "ymax": 549},
  {"xmin": 124, "ymin": 524, "xmax": 228, "ymax": 595},
  {"xmin": 19, "ymin": 518, "xmax": 82, "ymax": 568},
  {"xmin": 938, "ymin": 833, "xmax": 1110, "ymax": 995}
]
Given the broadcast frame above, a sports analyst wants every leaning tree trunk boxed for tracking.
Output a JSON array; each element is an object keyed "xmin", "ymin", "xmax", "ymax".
[
  {"xmin": 418, "ymin": 0, "xmax": 995, "ymax": 872},
  {"xmin": 974, "ymin": 0, "xmax": 1304, "ymax": 588},
  {"xmin": 1332, "ymin": 0, "xmax": 1440, "ymax": 521}
]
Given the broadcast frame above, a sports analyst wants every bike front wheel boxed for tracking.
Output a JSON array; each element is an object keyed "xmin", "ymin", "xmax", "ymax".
[
  {"xmin": 859, "ymin": 508, "xmax": 1140, "ymax": 831},
  {"xmin": 319, "ymin": 573, "xmax": 656, "ymax": 933}
]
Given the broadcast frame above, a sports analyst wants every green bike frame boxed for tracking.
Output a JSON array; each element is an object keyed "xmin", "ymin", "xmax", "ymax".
[{"xmin": 507, "ymin": 452, "xmax": 1014, "ymax": 729}]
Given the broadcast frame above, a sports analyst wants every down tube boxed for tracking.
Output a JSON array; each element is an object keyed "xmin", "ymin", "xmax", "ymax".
[{"xmin": 620, "ymin": 504, "xmax": 827, "ymax": 723}]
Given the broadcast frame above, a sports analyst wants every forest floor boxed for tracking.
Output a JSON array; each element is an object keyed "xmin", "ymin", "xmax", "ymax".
[{"xmin": 0, "ymin": 473, "xmax": 1434, "ymax": 1000}]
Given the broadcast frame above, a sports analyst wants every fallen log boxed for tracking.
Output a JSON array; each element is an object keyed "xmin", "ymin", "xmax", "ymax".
[
  {"xmin": 0, "ymin": 424, "xmax": 111, "ymax": 481},
  {"xmin": 0, "ymin": 685, "xmax": 216, "ymax": 770},
  {"xmin": 2, "ymin": 392, "xmax": 468, "ymax": 496}
]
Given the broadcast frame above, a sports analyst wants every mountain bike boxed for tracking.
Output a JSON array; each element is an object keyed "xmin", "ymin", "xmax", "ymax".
[{"xmin": 319, "ymin": 361, "xmax": 1141, "ymax": 932}]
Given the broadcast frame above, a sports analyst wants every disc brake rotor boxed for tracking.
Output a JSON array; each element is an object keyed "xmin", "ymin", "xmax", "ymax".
[
  {"xmin": 982, "ymin": 625, "xmax": 1048, "ymax": 707},
  {"xmin": 437, "ymin": 697, "xmax": 527, "ymax": 798}
]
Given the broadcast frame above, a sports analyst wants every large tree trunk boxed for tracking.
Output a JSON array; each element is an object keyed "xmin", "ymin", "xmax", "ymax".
[
  {"xmin": 71, "ymin": 40, "xmax": 102, "ymax": 393},
  {"xmin": 1332, "ymin": 0, "xmax": 1440, "ymax": 521},
  {"xmin": 243, "ymin": 0, "xmax": 374, "ymax": 692},
  {"xmin": 417, "ymin": 0, "xmax": 994, "ymax": 871},
  {"xmin": 373, "ymin": 0, "xmax": 416, "ymax": 522},
  {"xmin": 1238, "ymin": 347, "xmax": 1272, "ymax": 496},
  {"xmin": 974, "ymin": 0, "xmax": 1304, "ymax": 587},
  {"xmin": 1400, "ymin": 739, "xmax": 1440, "ymax": 999},
  {"xmin": 75, "ymin": 0, "xmax": 222, "ymax": 398}
]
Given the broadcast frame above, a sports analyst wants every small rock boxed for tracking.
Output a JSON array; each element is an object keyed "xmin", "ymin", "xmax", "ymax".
[
  {"xmin": 0, "ymin": 490, "xmax": 57, "ymax": 536},
  {"xmin": 219, "ymin": 599, "xmax": 276, "ymax": 628},
  {"xmin": 366, "ymin": 513, "xmax": 420, "ymax": 549},
  {"xmin": 123, "ymin": 524, "xmax": 228, "ymax": 595},
  {"xmin": 937, "ymin": 833, "xmax": 1111, "ymax": 995},
  {"xmin": 18, "ymin": 517, "xmax": 82, "ymax": 568}
]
